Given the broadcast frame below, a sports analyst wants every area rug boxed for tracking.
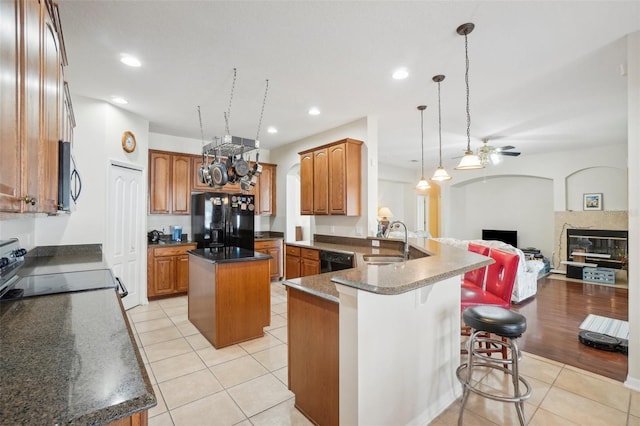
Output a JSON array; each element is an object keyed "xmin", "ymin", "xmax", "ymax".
[{"xmin": 579, "ymin": 314, "xmax": 629, "ymax": 340}]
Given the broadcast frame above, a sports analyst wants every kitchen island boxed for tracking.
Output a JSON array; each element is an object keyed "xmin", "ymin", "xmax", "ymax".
[
  {"xmin": 283, "ymin": 237, "xmax": 492, "ymax": 426},
  {"xmin": 188, "ymin": 247, "xmax": 272, "ymax": 348}
]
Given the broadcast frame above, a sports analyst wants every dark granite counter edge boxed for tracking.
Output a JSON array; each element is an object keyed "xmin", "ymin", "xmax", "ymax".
[
  {"xmin": 284, "ymin": 279, "xmax": 340, "ymax": 304},
  {"xmin": 148, "ymin": 241, "xmax": 197, "ymax": 247},
  {"xmin": 187, "ymin": 250, "xmax": 272, "ymax": 264}
]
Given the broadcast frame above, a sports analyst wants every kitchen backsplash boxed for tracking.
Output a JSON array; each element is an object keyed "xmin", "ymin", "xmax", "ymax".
[{"xmin": 146, "ymin": 214, "xmax": 273, "ymax": 241}]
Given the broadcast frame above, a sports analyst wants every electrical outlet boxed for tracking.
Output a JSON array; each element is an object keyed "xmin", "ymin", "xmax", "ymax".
[
  {"xmin": 331, "ymin": 225, "xmax": 336, "ymax": 233},
  {"xmin": 371, "ymin": 240, "xmax": 380, "ymax": 247},
  {"xmin": 356, "ymin": 227, "xmax": 363, "ymax": 236}
]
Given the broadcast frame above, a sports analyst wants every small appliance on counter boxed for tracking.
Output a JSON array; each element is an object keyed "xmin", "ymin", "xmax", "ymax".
[
  {"xmin": 191, "ymin": 193, "xmax": 255, "ymax": 250},
  {"xmin": 170, "ymin": 226, "xmax": 183, "ymax": 242},
  {"xmin": 148, "ymin": 229, "xmax": 163, "ymax": 243}
]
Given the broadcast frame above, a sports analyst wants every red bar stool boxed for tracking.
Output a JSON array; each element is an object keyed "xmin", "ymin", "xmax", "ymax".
[
  {"xmin": 462, "ymin": 243, "xmax": 490, "ymax": 289},
  {"xmin": 460, "ymin": 248, "xmax": 520, "ymax": 360}
]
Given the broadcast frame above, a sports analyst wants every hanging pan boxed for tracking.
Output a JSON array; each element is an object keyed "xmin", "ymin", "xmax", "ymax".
[{"xmin": 210, "ymin": 147, "xmax": 228, "ymax": 187}]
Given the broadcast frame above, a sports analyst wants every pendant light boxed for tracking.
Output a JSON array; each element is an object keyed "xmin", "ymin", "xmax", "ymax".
[
  {"xmin": 416, "ymin": 105, "xmax": 430, "ymax": 191},
  {"xmin": 455, "ymin": 22, "xmax": 483, "ymax": 170},
  {"xmin": 431, "ymin": 75, "xmax": 452, "ymax": 181}
]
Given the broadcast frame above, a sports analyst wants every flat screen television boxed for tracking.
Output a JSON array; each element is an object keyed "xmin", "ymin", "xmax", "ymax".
[{"xmin": 482, "ymin": 229, "xmax": 518, "ymax": 248}]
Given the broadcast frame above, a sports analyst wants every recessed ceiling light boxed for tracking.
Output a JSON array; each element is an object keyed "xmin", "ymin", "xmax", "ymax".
[
  {"xmin": 267, "ymin": 126, "xmax": 278, "ymax": 134},
  {"xmin": 392, "ymin": 67, "xmax": 409, "ymax": 80},
  {"xmin": 111, "ymin": 97, "xmax": 128, "ymax": 105},
  {"xmin": 308, "ymin": 107, "xmax": 320, "ymax": 116},
  {"xmin": 120, "ymin": 55, "xmax": 141, "ymax": 67}
]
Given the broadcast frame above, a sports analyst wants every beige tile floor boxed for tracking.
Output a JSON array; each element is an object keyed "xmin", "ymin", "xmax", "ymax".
[{"xmin": 127, "ymin": 282, "xmax": 640, "ymax": 425}]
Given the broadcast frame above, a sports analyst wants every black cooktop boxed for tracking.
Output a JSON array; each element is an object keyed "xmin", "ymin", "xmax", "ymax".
[{"xmin": 0, "ymin": 269, "xmax": 117, "ymax": 301}]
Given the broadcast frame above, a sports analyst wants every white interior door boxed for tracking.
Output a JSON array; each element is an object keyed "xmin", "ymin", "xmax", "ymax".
[{"xmin": 107, "ymin": 161, "xmax": 144, "ymax": 310}]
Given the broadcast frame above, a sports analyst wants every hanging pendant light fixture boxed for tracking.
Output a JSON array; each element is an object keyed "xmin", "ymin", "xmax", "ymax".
[
  {"xmin": 431, "ymin": 75, "xmax": 452, "ymax": 181},
  {"xmin": 416, "ymin": 105, "xmax": 431, "ymax": 191},
  {"xmin": 455, "ymin": 22, "xmax": 483, "ymax": 170}
]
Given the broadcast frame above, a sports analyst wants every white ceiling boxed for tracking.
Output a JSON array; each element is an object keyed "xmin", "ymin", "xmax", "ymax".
[{"xmin": 58, "ymin": 1, "xmax": 640, "ymax": 172}]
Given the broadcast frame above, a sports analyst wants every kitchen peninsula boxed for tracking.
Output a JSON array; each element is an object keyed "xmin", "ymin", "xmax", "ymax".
[
  {"xmin": 188, "ymin": 247, "xmax": 272, "ymax": 348},
  {"xmin": 283, "ymin": 237, "xmax": 491, "ymax": 426}
]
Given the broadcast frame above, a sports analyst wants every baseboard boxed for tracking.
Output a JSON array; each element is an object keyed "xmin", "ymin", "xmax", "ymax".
[{"xmin": 624, "ymin": 376, "xmax": 640, "ymax": 392}]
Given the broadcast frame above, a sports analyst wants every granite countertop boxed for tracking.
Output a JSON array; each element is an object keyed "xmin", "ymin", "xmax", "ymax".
[
  {"xmin": 188, "ymin": 246, "xmax": 272, "ymax": 264},
  {"xmin": 19, "ymin": 244, "xmax": 109, "ymax": 276},
  {"xmin": 0, "ymin": 289, "xmax": 156, "ymax": 424},
  {"xmin": 283, "ymin": 238, "xmax": 492, "ymax": 302},
  {"xmin": 148, "ymin": 240, "xmax": 197, "ymax": 247},
  {"xmin": 254, "ymin": 231, "xmax": 285, "ymax": 241}
]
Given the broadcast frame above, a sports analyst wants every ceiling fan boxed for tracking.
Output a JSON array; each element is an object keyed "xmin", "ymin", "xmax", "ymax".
[{"xmin": 477, "ymin": 139, "xmax": 521, "ymax": 165}]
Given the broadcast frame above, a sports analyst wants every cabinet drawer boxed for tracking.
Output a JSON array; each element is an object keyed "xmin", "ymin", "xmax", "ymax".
[
  {"xmin": 152, "ymin": 244, "xmax": 196, "ymax": 257},
  {"xmin": 286, "ymin": 245, "xmax": 301, "ymax": 257},
  {"xmin": 301, "ymin": 248, "xmax": 320, "ymax": 260},
  {"xmin": 255, "ymin": 240, "xmax": 278, "ymax": 250}
]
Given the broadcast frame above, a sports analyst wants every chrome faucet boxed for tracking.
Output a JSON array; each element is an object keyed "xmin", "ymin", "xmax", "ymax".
[{"xmin": 384, "ymin": 221, "xmax": 409, "ymax": 260}]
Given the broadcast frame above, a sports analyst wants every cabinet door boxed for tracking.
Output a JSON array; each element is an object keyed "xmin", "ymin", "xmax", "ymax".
[
  {"xmin": 285, "ymin": 254, "xmax": 301, "ymax": 279},
  {"xmin": 328, "ymin": 143, "xmax": 346, "ymax": 215},
  {"xmin": 40, "ymin": 11, "xmax": 60, "ymax": 213},
  {"xmin": 313, "ymin": 148, "xmax": 328, "ymax": 215},
  {"xmin": 175, "ymin": 254, "xmax": 190, "ymax": 292},
  {"xmin": 171, "ymin": 154, "xmax": 191, "ymax": 214},
  {"xmin": 21, "ymin": 0, "xmax": 41, "ymax": 213},
  {"xmin": 300, "ymin": 152, "xmax": 314, "ymax": 215},
  {"xmin": 0, "ymin": 0, "xmax": 21, "ymax": 211},
  {"xmin": 149, "ymin": 151, "xmax": 171, "ymax": 213},
  {"xmin": 257, "ymin": 164, "xmax": 275, "ymax": 216},
  {"xmin": 301, "ymin": 258, "xmax": 320, "ymax": 277},
  {"xmin": 152, "ymin": 256, "xmax": 176, "ymax": 295},
  {"xmin": 267, "ymin": 245, "xmax": 282, "ymax": 280},
  {"xmin": 191, "ymin": 155, "xmax": 211, "ymax": 192}
]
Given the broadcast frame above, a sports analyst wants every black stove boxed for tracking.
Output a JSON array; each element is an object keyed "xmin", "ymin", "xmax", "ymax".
[
  {"xmin": 0, "ymin": 238, "xmax": 124, "ymax": 302},
  {"xmin": 0, "ymin": 239, "xmax": 27, "ymax": 298},
  {"xmin": 1, "ymin": 269, "xmax": 118, "ymax": 301}
]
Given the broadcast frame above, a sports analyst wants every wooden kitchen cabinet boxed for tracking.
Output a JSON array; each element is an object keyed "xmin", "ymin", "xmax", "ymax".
[
  {"xmin": 147, "ymin": 243, "xmax": 196, "ymax": 298},
  {"xmin": 0, "ymin": 0, "xmax": 67, "ymax": 213},
  {"xmin": 288, "ymin": 287, "xmax": 339, "ymax": 426},
  {"xmin": 255, "ymin": 238, "xmax": 283, "ymax": 281},
  {"xmin": 299, "ymin": 138, "xmax": 362, "ymax": 216},
  {"xmin": 254, "ymin": 163, "xmax": 277, "ymax": 216},
  {"xmin": 107, "ymin": 410, "xmax": 148, "ymax": 426},
  {"xmin": 299, "ymin": 153, "xmax": 314, "ymax": 215},
  {"xmin": 285, "ymin": 244, "xmax": 320, "ymax": 279},
  {"xmin": 285, "ymin": 245, "xmax": 302, "ymax": 279},
  {"xmin": 149, "ymin": 150, "xmax": 192, "ymax": 214}
]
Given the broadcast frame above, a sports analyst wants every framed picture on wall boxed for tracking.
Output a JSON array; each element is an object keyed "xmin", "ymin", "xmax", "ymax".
[{"xmin": 583, "ymin": 193, "xmax": 603, "ymax": 211}]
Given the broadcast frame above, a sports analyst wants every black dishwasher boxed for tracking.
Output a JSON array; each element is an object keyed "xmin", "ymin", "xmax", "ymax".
[{"xmin": 320, "ymin": 251, "xmax": 354, "ymax": 273}]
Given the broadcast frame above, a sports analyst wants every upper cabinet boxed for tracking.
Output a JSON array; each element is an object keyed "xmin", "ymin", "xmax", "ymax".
[
  {"xmin": 149, "ymin": 150, "xmax": 192, "ymax": 214},
  {"xmin": 0, "ymin": 0, "xmax": 69, "ymax": 213},
  {"xmin": 155, "ymin": 151, "xmax": 277, "ymax": 216},
  {"xmin": 299, "ymin": 138, "xmax": 362, "ymax": 216},
  {"xmin": 254, "ymin": 163, "xmax": 277, "ymax": 216}
]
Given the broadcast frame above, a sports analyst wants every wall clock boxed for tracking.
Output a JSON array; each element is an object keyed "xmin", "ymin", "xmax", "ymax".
[{"xmin": 122, "ymin": 131, "xmax": 137, "ymax": 153}]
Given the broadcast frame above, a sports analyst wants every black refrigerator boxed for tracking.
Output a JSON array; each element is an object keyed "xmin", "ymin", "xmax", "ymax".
[{"xmin": 191, "ymin": 193, "xmax": 255, "ymax": 250}]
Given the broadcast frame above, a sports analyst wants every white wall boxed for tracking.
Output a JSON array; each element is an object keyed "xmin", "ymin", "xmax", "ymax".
[
  {"xmin": 625, "ymin": 30, "xmax": 640, "ymax": 390},
  {"xmin": 448, "ymin": 175, "xmax": 554, "ymax": 256},
  {"xmin": 566, "ymin": 166, "xmax": 628, "ymax": 211},
  {"xmin": 269, "ymin": 117, "xmax": 374, "ymax": 240}
]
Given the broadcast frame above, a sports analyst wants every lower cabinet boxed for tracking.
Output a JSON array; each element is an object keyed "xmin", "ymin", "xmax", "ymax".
[
  {"xmin": 287, "ymin": 287, "xmax": 339, "ymax": 426},
  {"xmin": 255, "ymin": 239, "xmax": 283, "ymax": 281},
  {"xmin": 106, "ymin": 410, "xmax": 148, "ymax": 426},
  {"xmin": 285, "ymin": 244, "xmax": 320, "ymax": 279},
  {"xmin": 147, "ymin": 244, "xmax": 196, "ymax": 298}
]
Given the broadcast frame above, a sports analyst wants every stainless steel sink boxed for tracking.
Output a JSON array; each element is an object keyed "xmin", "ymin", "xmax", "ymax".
[{"xmin": 362, "ymin": 254, "xmax": 406, "ymax": 265}]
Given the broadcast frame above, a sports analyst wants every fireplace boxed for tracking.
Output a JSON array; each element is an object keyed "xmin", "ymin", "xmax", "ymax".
[{"xmin": 565, "ymin": 229, "xmax": 628, "ymax": 279}]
